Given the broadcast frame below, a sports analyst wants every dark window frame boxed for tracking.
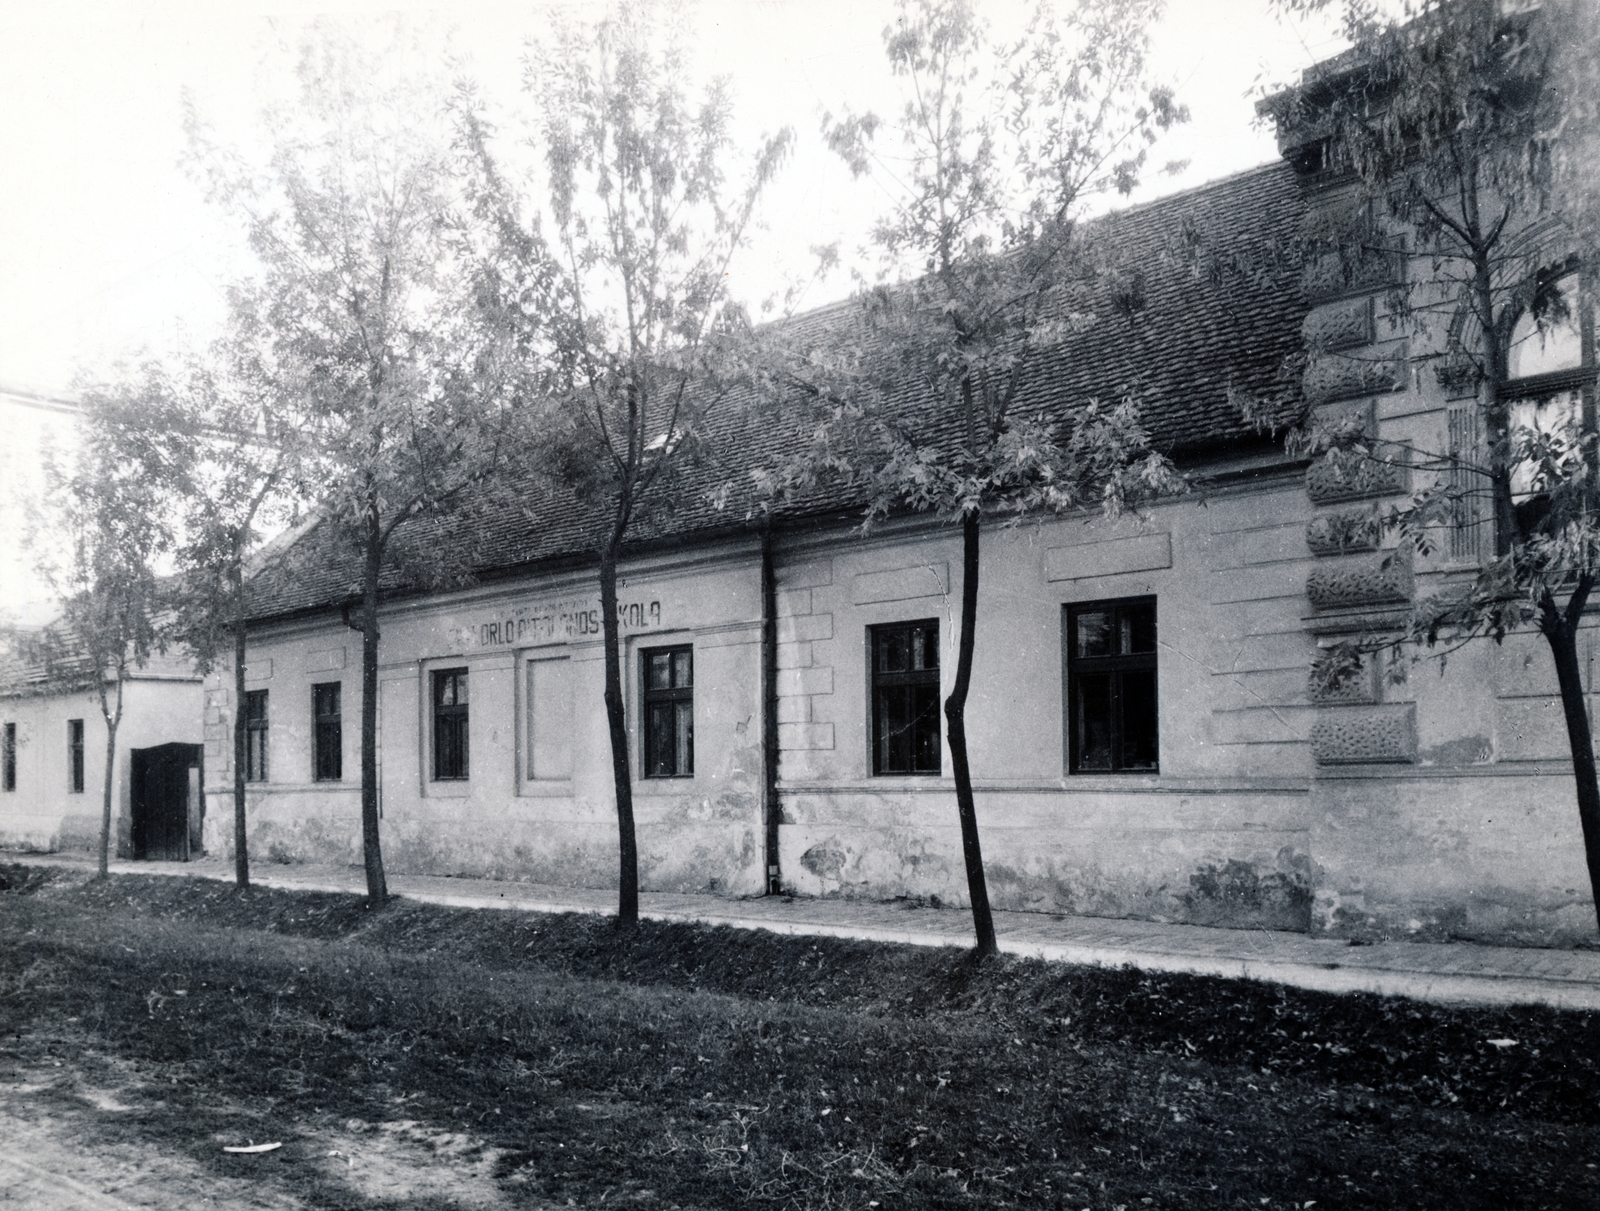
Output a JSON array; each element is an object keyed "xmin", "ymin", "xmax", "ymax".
[
  {"xmin": 244, "ymin": 689, "xmax": 269, "ymax": 783},
  {"xmin": 1064, "ymin": 597, "xmax": 1159, "ymax": 774},
  {"xmin": 432, "ymin": 668, "xmax": 470, "ymax": 781},
  {"xmin": 2, "ymin": 722, "xmax": 14, "ymax": 792},
  {"xmin": 67, "ymin": 718, "xmax": 84, "ymax": 793},
  {"xmin": 312, "ymin": 682, "xmax": 343, "ymax": 782},
  {"xmin": 870, "ymin": 619, "xmax": 942, "ymax": 777},
  {"xmin": 642, "ymin": 645, "xmax": 694, "ymax": 779}
]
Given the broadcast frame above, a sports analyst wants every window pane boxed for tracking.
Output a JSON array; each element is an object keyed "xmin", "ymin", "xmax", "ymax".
[
  {"xmin": 1075, "ymin": 609, "xmax": 1112, "ymax": 657},
  {"xmin": 876, "ymin": 628, "xmax": 907, "ymax": 673},
  {"xmin": 876, "ymin": 687, "xmax": 904, "ymax": 773},
  {"xmin": 648, "ymin": 652, "xmax": 672, "ymax": 690},
  {"xmin": 436, "ymin": 715, "xmax": 465, "ymax": 779},
  {"xmin": 1508, "ymin": 291, "xmax": 1584, "ymax": 378},
  {"xmin": 875, "ymin": 684, "xmax": 942, "ymax": 775},
  {"xmin": 910, "ymin": 683, "xmax": 941, "ymax": 773},
  {"xmin": 315, "ymin": 721, "xmax": 342, "ymax": 780},
  {"xmin": 1509, "ymin": 391, "xmax": 1582, "ymax": 501},
  {"xmin": 1120, "ymin": 670, "xmax": 1159, "ymax": 769},
  {"xmin": 646, "ymin": 701, "xmax": 675, "ymax": 776},
  {"xmin": 1074, "ymin": 673, "xmax": 1113, "ymax": 770},
  {"xmin": 673, "ymin": 649, "xmax": 693, "ymax": 689},
  {"xmin": 676, "ymin": 699, "xmax": 693, "ymax": 775},
  {"xmin": 1123, "ymin": 602, "xmax": 1157, "ymax": 654}
]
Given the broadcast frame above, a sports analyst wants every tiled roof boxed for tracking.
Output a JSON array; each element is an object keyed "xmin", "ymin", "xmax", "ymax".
[
  {"xmin": 0, "ymin": 625, "xmax": 98, "ymax": 698},
  {"xmin": 246, "ymin": 160, "xmax": 1308, "ymax": 623}
]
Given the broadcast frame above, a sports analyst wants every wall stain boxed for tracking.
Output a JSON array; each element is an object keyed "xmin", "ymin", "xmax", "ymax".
[
  {"xmin": 1416, "ymin": 735, "xmax": 1494, "ymax": 766},
  {"xmin": 1184, "ymin": 852, "xmax": 1312, "ymax": 932}
]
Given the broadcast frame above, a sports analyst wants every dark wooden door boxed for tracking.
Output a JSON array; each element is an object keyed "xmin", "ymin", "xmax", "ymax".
[{"xmin": 132, "ymin": 743, "xmax": 201, "ymax": 861}]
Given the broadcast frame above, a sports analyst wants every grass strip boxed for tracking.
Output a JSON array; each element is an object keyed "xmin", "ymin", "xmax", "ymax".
[{"xmin": 2, "ymin": 863, "xmax": 1597, "ymax": 1209}]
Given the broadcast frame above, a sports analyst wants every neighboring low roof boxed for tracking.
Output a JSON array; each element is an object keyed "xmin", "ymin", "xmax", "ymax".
[
  {"xmin": 0, "ymin": 626, "xmax": 98, "ymax": 698},
  {"xmin": 245, "ymin": 160, "xmax": 1309, "ymax": 625}
]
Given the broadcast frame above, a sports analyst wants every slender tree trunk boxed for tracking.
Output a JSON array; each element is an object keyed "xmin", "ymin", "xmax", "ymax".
[
  {"xmin": 95, "ymin": 674, "xmax": 124, "ymax": 880},
  {"xmin": 599, "ymin": 536, "xmax": 639, "ymax": 927},
  {"xmin": 944, "ymin": 508, "xmax": 998, "ymax": 957},
  {"xmin": 232, "ymin": 570, "xmax": 250, "ymax": 890},
  {"xmin": 1540, "ymin": 585, "xmax": 1600, "ymax": 933},
  {"xmin": 360, "ymin": 505, "xmax": 388, "ymax": 905}
]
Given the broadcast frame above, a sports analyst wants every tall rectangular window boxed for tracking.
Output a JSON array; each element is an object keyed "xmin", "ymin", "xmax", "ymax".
[
  {"xmin": 432, "ymin": 668, "xmax": 469, "ymax": 781},
  {"xmin": 526, "ymin": 656, "xmax": 573, "ymax": 781},
  {"xmin": 871, "ymin": 620, "xmax": 941, "ymax": 775},
  {"xmin": 312, "ymin": 682, "xmax": 342, "ymax": 782},
  {"xmin": 244, "ymin": 689, "xmax": 269, "ymax": 782},
  {"xmin": 642, "ymin": 646, "xmax": 693, "ymax": 778},
  {"xmin": 1066, "ymin": 598, "xmax": 1158, "ymax": 773},
  {"xmin": 2, "ymin": 722, "xmax": 15, "ymax": 792},
  {"xmin": 67, "ymin": 719, "xmax": 84, "ymax": 793}
]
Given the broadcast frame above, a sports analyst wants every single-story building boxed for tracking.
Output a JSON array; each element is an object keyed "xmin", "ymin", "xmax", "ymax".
[
  {"xmin": 196, "ymin": 21, "xmax": 1600, "ymax": 947},
  {"xmin": 207, "ymin": 37, "xmax": 1598, "ymax": 947},
  {"xmin": 0, "ymin": 631, "xmax": 205, "ymax": 859}
]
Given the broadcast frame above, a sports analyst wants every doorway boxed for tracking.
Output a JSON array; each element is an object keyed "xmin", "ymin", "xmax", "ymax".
[{"xmin": 131, "ymin": 743, "xmax": 203, "ymax": 861}]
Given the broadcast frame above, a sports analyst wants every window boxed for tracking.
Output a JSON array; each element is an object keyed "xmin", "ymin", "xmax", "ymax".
[
  {"xmin": 642, "ymin": 646, "xmax": 693, "ymax": 778},
  {"xmin": 1499, "ymin": 267, "xmax": 1597, "ymax": 544},
  {"xmin": 67, "ymin": 719, "xmax": 84, "ymax": 793},
  {"xmin": 525, "ymin": 656, "xmax": 573, "ymax": 781},
  {"xmin": 244, "ymin": 690, "xmax": 269, "ymax": 782},
  {"xmin": 312, "ymin": 683, "xmax": 342, "ymax": 781},
  {"xmin": 870, "ymin": 620, "xmax": 941, "ymax": 776},
  {"xmin": 1066, "ymin": 598, "xmax": 1158, "ymax": 773},
  {"xmin": 432, "ymin": 668, "xmax": 469, "ymax": 780},
  {"xmin": 2, "ymin": 723, "xmax": 14, "ymax": 792}
]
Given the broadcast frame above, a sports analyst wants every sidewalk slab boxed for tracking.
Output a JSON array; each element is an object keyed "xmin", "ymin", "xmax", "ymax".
[{"xmin": 10, "ymin": 852, "xmax": 1600, "ymax": 1012}]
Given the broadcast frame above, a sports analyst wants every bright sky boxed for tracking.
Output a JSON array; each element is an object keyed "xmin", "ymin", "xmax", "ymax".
[{"xmin": 0, "ymin": 0, "xmax": 1349, "ymax": 399}]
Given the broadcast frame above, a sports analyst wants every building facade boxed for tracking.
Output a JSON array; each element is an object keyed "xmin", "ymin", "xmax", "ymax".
[
  {"xmin": 209, "ymin": 75, "xmax": 1599, "ymax": 946},
  {"xmin": 0, "ymin": 661, "xmax": 205, "ymax": 858}
]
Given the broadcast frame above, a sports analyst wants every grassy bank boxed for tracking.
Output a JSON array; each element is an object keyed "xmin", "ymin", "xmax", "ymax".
[{"xmin": 1, "ymin": 863, "xmax": 1596, "ymax": 1209}]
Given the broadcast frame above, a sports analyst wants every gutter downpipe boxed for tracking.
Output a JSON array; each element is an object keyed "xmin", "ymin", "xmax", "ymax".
[{"xmin": 761, "ymin": 525, "xmax": 782, "ymax": 894}]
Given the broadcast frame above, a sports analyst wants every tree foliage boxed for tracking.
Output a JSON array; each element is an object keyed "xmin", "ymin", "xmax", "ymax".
[
  {"xmin": 464, "ymin": 1, "xmax": 791, "ymax": 926},
  {"xmin": 31, "ymin": 380, "xmax": 178, "ymax": 877},
  {"xmin": 187, "ymin": 29, "xmax": 521, "ymax": 904},
  {"xmin": 85, "ymin": 347, "xmax": 306, "ymax": 888},
  {"xmin": 758, "ymin": 0, "xmax": 1188, "ymax": 954}
]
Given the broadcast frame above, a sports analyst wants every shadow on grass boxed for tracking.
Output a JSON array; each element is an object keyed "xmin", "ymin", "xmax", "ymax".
[{"xmin": 2, "ymin": 863, "xmax": 1597, "ymax": 1210}]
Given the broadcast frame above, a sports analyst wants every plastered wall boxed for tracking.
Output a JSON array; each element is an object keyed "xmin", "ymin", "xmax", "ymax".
[
  {"xmin": 0, "ymin": 677, "xmax": 203, "ymax": 854},
  {"xmin": 207, "ymin": 444, "xmax": 1600, "ymax": 944}
]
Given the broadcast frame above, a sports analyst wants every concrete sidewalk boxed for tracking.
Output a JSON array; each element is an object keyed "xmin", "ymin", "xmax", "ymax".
[{"xmin": 13, "ymin": 851, "xmax": 1600, "ymax": 1012}]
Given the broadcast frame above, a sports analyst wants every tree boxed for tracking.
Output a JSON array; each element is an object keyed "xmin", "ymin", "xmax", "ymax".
[
  {"xmin": 464, "ymin": 2, "xmax": 791, "ymax": 926},
  {"xmin": 33, "ymin": 381, "xmax": 175, "ymax": 878},
  {"xmin": 102, "ymin": 352, "xmax": 305, "ymax": 890},
  {"xmin": 757, "ymin": 0, "xmax": 1186, "ymax": 955},
  {"xmin": 1262, "ymin": 0, "xmax": 1600, "ymax": 928},
  {"xmin": 187, "ymin": 32, "xmax": 519, "ymax": 905}
]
